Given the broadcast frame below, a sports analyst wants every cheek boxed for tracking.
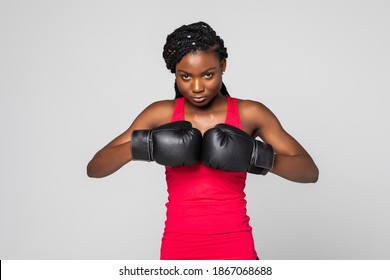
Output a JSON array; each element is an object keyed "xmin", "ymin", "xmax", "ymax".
[
  {"xmin": 176, "ymin": 80, "xmax": 189, "ymax": 94},
  {"xmin": 212, "ymin": 78, "xmax": 223, "ymax": 89},
  {"xmin": 206, "ymin": 77, "xmax": 223, "ymax": 92}
]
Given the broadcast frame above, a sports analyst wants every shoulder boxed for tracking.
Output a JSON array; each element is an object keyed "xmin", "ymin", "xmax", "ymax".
[
  {"xmin": 144, "ymin": 99, "xmax": 176, "ymax": 112},
  {"xmin": 236, "ymin": 98, "xmax": 280, "ymax": 136},
  {"xmin": 236, "ymin": 98, "xmax": 269, "ymax": 114},
  {"xmin": 133, "ymin": 99, "xmax": 176, "ymax": 128}
]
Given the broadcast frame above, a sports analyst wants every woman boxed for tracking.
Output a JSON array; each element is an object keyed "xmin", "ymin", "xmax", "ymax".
[{"xmin": 87, "ymin": 21, "xmax": 319, "ymax": 259}]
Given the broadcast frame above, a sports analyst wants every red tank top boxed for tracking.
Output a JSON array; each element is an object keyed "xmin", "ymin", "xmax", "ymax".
[{"xmin": 160, "ymin": 96, "xmax": 257, "ymax": 260}]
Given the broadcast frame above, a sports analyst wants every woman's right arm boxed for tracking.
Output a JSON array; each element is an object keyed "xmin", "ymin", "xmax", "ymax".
[{"xmin": 86, "ymin": 100, "xmax": 174, "ymax": 178}]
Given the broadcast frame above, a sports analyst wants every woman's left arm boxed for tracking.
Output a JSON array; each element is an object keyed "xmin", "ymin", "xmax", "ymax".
[{"xmin": 241, "ymin": 100, "xmax": 319, "ymax": 183}]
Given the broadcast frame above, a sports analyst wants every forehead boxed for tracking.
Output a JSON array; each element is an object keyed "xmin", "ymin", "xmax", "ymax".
[{"xmin": 176, "ymin": 50, "xmax": 220, "ymax": 72}]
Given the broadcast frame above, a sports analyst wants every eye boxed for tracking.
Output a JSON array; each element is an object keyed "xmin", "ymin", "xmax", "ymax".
[
  {"xmin": 181, "ymin": 74, "xmax": 190, "ymax": 81},
  {"xmin": 204, "ymin": 72, "xmax": 214, "ymax": 79}
]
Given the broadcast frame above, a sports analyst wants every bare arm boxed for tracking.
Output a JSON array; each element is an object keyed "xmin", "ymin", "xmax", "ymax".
[
  {"xmin": 86, "ymin": 100, "xmax": 174, "ymax": 178},
  {"xmin": 240, "ymin": 100, "xmax": 319, "ymax": 183}
]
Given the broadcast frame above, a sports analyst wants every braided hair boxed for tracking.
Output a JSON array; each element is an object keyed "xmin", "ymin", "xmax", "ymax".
[{"xmin": 163, "ymin": 22, "xmax": 229, "ymax": 99}]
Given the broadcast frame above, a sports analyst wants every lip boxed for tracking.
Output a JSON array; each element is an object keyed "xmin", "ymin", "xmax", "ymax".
[{"xmin": 192, "ymin": 96, "xmax": 206, "ymax": 103}]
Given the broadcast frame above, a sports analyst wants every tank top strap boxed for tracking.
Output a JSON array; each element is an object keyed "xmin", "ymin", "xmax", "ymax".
[
  {"xmin": 225, "ymin": 96, "xmax": 243, "ymax": 129},
  {"xmin": 171, "ymin": 97, "xmax": 185, "ymax": 122}
]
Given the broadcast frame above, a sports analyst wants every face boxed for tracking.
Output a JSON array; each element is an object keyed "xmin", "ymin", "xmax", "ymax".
[{"xmin": 175, "ymin": 50, "xmax": 226, "ymax": 107}]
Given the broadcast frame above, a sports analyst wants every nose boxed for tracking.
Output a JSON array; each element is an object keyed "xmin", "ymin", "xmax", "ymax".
[{"xmin": 192, "ymin": 78, "xmax": 204, "ymax": 93}]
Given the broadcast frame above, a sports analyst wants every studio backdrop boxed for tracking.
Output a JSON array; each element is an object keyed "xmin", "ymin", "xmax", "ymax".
[{"xmin": 1, "ymin": 0, "xmax": 389, "ymax": 259}]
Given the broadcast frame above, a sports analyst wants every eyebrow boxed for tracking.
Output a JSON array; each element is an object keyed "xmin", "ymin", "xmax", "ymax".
[{"xmin": 176, "ymin": 67, "xmax": 217, "ymax": 74}]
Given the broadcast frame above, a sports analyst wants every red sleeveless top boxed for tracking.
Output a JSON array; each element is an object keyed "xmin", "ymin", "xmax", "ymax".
[{"xmin": 160, "ymin": 96, "xmax": 257, "ymax": 260}]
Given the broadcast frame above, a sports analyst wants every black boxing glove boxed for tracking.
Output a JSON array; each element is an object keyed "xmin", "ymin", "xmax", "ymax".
[
  {"xmin": 131, "ymin": 121, "xmax": 202, "ymax": 167},
  {"xmin": 201, "ymin": 124, "xmax": 275, "ymax": 175}
]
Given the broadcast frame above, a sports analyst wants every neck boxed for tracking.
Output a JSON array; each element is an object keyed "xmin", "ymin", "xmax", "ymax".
[{"xmin": 184, "ymin": 94, "xmax": 228, "ymax": 134}]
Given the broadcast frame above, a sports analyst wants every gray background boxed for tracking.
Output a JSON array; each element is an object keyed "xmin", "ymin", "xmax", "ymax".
[{"xmin": 1, "ymin": 0, "xmax": 389, "ymax": 259}]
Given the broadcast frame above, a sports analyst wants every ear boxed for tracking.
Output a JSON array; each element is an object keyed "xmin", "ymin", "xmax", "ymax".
[{"xmin": 220, "ymin": 58, "xmax": 227, "ymax": 73}]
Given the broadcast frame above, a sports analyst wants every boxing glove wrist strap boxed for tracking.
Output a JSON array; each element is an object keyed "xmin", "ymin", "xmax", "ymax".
[
  {"xmin": 131, "ymin": 130, "xmax": 153, "ymax": 161},
  {"xmin": 248, "ymin": 140, "xmax": 275, "ymax": 175}
]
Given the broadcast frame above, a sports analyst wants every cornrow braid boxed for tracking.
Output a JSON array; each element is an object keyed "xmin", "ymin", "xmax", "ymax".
[{"xmin": 163, "ymin": 21, "xmax": 230, "ymax": 98}]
